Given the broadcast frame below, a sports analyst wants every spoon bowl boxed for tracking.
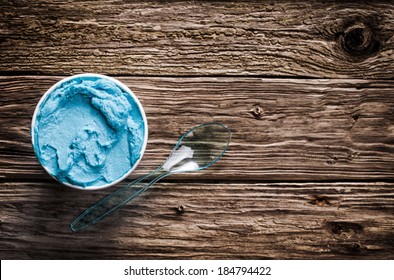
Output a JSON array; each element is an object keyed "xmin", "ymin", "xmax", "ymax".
[{"xmin": 162, "ymin": 122, "xmax": 231, "ymax": 173}]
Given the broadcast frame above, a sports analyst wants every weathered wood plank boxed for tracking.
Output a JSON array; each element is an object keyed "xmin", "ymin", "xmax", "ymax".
[
  {"xmin": 0, "ymin": 182, "xmax": 393, "ymax": 259},
  {"xmin": 1, "ymin": 76, "xmax": 393, "ymax": 181},
  {"xmin": 0, "ymin": 1, "xmax": 393, "ymax": 78}
]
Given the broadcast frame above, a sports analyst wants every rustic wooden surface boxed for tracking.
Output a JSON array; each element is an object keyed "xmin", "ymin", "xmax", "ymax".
[
  {"xmin": 1, "ymin": 1, "xmax": 393, "ymax": 78},
  {"xmin": 0, "ymin": 1, "xmax": 393, "ymax": 259}
]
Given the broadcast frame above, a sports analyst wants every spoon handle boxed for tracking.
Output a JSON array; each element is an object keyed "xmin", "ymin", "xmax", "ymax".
[{"xmin": 70, "ymin": 169, "xmax": 168, "ymax": 232}]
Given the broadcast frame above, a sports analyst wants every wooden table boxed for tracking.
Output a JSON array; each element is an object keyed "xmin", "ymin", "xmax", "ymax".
[{"xmin": 1, "ymin": 1, "xmax": 393, "ymax": 259}]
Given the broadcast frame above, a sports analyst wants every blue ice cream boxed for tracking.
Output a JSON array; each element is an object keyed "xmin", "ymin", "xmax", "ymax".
[{"xmin": 32, "ymin": 75, "xmax": 146, "ymax": 188}]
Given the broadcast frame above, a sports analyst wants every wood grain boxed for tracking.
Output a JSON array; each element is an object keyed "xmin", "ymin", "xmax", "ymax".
[
  {"xmin": 1, "ymin": 1, "xmax": 393, "ymax": 261},
  {"xmin": 0, "ymin": 1, "xmax": 393, "ymax": 78},
  {"xmin": 1, "ymin": 76, "xmax": 393, "ymax": 182},
  {"xmin": 0, "ymin": 181, "xmax": 393, "ymax": 259}
]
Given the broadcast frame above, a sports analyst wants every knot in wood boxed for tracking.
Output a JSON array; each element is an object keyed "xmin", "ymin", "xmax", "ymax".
[{"xmin": 338, "ymin": 23, "xmax": 379, "ymax": 57}]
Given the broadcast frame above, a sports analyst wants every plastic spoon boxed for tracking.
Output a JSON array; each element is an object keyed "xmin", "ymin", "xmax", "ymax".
[{"xmin": 70, "ymin": 122, "xmax": 231, "ymax": 232}]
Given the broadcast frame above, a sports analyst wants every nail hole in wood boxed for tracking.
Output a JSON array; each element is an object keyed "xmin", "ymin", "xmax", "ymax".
[
  {"xmin": 325, "ymin": 221, "xmax": 364, "ymax": 235},
  {"xmin": 352, "ymin": 243, "xmax": 361, "ymax": 250},
  {"xmin": 250, "ymin": 105, "xmax": 263, "ymax": 119},
  {"xmin": 309, "ymin": 195, "xmax": 331, "ymax": 206},
  {"xmin": 326, "ymin": 155, "xmax": 338, "ymax": 165},
  {"xmin": 175, "ymin": 205, "xmax": 185, "ymax": 214}
]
